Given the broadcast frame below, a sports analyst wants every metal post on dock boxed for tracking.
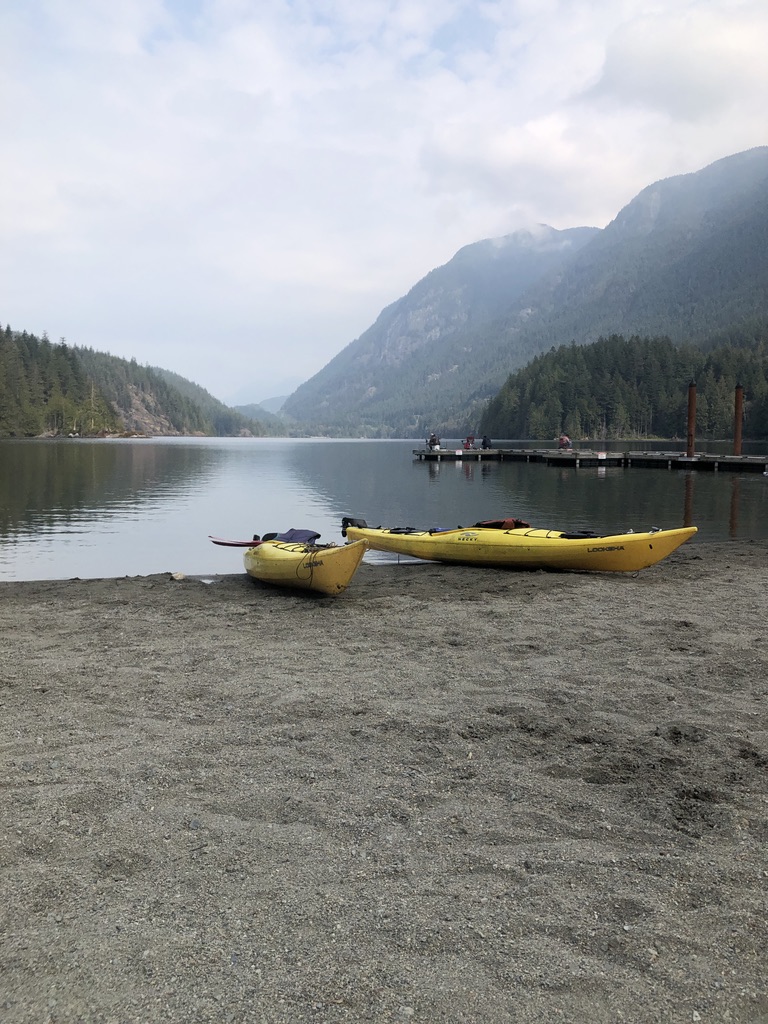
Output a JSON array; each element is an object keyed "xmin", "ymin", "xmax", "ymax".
[
  {"xmin": 733, "ymin": 383, "xmax": 744, "ymax": 456},
  {"xmin": 686, "ymin": 380, "xmax": 697, "ymax": 457}
]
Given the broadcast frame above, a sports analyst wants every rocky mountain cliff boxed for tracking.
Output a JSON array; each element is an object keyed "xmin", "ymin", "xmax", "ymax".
[
  {"xmin": 282, "ymin": 147, "xmax": 768, "ymax": 437},
  {"xmin": 282, "ymin": 225, "xmax": 598, "ymax": 436}
]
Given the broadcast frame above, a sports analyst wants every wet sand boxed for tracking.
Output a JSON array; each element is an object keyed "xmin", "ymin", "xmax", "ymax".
[{"xmin": 1, "ymin": 542, "xmax": 767, "ymax": 1023}]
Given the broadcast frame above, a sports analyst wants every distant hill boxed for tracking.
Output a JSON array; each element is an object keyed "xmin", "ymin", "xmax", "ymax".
[
  {"xmin": 282, "ymin": 147, "xmax": 768, "ymax": 437},
  {"xmin": 234, "ymin": 401, "xmax": 284, "ymax": 425},
  {"xmin": 255, "ymin": 395, "xmax": 290, "ymax": 415},
  {"xmin": 150, "ymin": 367, "xmax": 270, "ymax": 436}
]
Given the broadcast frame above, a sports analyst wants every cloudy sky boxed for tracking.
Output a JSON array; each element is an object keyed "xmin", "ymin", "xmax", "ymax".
[{"xmin": 2, "ymin": 1, "xmax": 766, "ymax": 404}]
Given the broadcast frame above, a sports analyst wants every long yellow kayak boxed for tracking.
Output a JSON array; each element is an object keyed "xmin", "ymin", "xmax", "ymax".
[
  {"xmin": 244, "ymin": 538, "xmax": 367, "ymax": 595},
  {"xmin": 341, "ymin": 517, "xmax": 696, "ymax": 573}
]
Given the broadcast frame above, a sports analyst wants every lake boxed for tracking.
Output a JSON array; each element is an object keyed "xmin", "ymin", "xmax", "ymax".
[{"xmin": 1, "ymin": 436, "xmax": 767, "ymax": 581}]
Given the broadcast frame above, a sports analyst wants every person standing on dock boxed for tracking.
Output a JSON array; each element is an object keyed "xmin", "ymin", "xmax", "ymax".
[{"xmin": 481, "ymin": 435, "xmax": 492, "ymax": 449}]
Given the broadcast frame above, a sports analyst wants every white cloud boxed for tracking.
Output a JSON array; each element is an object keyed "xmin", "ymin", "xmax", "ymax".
[
  {"xmin": 1, "ymin": 0, "xmax": 766, "ymax": 403},
  {"xmin": 589, "ymin": 4, "xmax": 768, "ymax": 119}
]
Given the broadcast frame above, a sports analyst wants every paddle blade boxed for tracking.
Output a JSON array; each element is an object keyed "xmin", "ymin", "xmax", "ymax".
[{"xmin": 209, "ymin": 535, "xmax": 262, "ymax": 547}]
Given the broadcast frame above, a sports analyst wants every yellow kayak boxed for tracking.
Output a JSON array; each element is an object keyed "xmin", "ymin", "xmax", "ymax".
[
  {"xmin": 341, "ymin": 517, "xmax": 696, "ymax": 573},
  {"xmin": 244, "ymin": 537, "xmax": 367, "ymax": 595}
]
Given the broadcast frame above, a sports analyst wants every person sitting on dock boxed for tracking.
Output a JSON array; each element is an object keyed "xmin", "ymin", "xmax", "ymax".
[
  {"xmin": 558, "ymin": 433, "xmax": 572, "ymax": 450},
  {"xmin": 463, "ymin": 435, "xmax": 476, "ymax": 450},
  {"xmin": 427, "ymin": 432, "xmax": 440, "ymax": 450},
  {"xmin": 481, "ymin": 435, "xmax": 492, "ymax": 449}
]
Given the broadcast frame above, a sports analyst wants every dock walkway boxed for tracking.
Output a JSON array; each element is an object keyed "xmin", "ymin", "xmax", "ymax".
[{"xmin": 412, "ymin": 447, "xmax": 768, "ymax": 473}]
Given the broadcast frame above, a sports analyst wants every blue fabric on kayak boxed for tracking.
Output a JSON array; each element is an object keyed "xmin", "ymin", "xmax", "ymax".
[{"xmin": 274, "ymin": 528, "xmax": 321, "ymax": 543}]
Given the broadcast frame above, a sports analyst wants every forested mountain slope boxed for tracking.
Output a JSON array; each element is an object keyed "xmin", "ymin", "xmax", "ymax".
[
  {"xmin": 0, "ymin": 326, "xmax": 268, "ymax": 437},
  {"xmin": 0, "ymin": 327, "xmax": 121, "ymax": 437},
  {"xmin": 497, "ymin": 146, "xmax": 768, "ymax": 353},
  {"xmin": 231, "ymin": 401, "xmax": 283, "ymax": 429},
  {"xmin": 282, "ymin": 147, "xmax": 768, "ymax": 437},
  {"xmin": 150, "ymin": 366, "xmax": 275, "ymax": 436}
]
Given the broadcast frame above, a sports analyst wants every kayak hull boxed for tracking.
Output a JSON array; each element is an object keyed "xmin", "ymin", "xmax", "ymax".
[
  {"xmin": 342, "ymin": 525, "xmax": 697, "ymax": 573},
  {"xmin": 244, "ymin": 539, "xmax": 367, "ymax": 595}
]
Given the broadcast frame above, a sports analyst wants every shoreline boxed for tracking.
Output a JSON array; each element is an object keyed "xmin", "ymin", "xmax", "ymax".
[{"xmin": 2, "ymin": 542, "xmax": 767, "ymax": 1022}]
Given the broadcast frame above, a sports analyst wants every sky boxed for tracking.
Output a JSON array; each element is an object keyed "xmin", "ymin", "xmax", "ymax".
[{"xmin": 2, "ymin": 1, "xmax": 767, "ymax": 405}]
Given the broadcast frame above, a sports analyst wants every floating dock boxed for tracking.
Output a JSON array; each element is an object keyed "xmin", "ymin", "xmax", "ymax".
[{"xmin": 412, "ymin": 447, "xmax": 768, "ymax": 473}]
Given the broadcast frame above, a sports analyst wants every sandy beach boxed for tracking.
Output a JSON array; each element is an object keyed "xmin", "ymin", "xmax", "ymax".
[{"xmin": 1, "ymin": 542, "xmax": 767, "ymax": 1023}]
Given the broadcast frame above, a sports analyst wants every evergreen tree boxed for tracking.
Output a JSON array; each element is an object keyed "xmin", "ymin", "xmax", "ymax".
[{"xmin": 480, "ymin": 328, "xmax": 768, "ymax": 440}]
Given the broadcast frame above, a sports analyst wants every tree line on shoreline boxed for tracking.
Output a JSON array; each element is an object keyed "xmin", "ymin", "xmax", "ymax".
[{"xmin": 479, "ymin": 324, "xmax": 768, "ymax": 441}]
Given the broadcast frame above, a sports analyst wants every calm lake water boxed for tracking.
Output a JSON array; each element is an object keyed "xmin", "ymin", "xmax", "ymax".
[{"xmin": 1, "ymin": 436, "xmax": 767, "ymax": 581}]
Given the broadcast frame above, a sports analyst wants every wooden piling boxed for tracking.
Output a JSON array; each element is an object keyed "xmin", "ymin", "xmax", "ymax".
[
  {"xmin": 686, "ymin": 380, "xmax": 697, "ymax": 458},
  {"xmin": 733, "ymin": 384, "xmax": 744, "ymax": 456}
]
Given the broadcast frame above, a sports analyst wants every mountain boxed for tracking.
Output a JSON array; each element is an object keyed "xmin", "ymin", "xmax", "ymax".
[
  {"xmin": 255, "ymin": 395, "xmax": 290, "ymax": 414},
  {"xmin": 496, "ymin": 146, "xmax": 768, "ymax": 353},
  {"xmin": 0, "ymin": 327, "xmax": 122, "ymax": 437},
  {"xmin": 282, "ymin": 225, "xmax": 598, "ymax": 437},
  {"xmin": 234, "ymin": 400, "xmax": 284, "ymax": 424},
  {"xmin": 282, "ymin": 147, "xmax": 768, "ymax": 437},
  {"xmin": 0, "ymin": 327, "xmax": 271, "ymax": 438},
  {"xmin": 75, "ymin": 352, "xmax": 268, "ymax": 436},
  {"xmin": 150, "ymin": 367, "xmax": 272, "ymax": 436}
]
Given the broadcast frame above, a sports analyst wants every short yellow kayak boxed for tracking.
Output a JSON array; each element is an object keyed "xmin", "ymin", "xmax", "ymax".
[
  {"xmin": 244, "ymin": 537, "xmax": 367, "ymax": 595},
  {"xmin": 341, "ymin": 517, "xmax": 696, "ymax": 573}
]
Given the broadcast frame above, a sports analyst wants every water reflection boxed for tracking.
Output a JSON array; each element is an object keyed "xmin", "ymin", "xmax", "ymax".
[
  {"xmin": 684, "ymin": 473, "xmax": 694, "ymax": 530},
  {"xmin": 729, "ymin": 475, "xmax": 740, "ymax": 538},
  {"xmin": 1, "ymin": 437, "xmax": 767, "ymax": 581},
  {"xmin": 0, "ymin": 438, "xmax": 219, "ymax": 536},
  {"xmin": 285, "ymin": 439, "xmax": 768, "ymax": 540}
]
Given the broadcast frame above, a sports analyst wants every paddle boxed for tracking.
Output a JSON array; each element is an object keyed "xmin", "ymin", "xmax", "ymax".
[
  {"xmin": 208, "ymin": 536, "xmax": 263, "ymax": 547},
  {"xmin": 210, "ymin": 529, "xmax": 322, "ymax": 547}
]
